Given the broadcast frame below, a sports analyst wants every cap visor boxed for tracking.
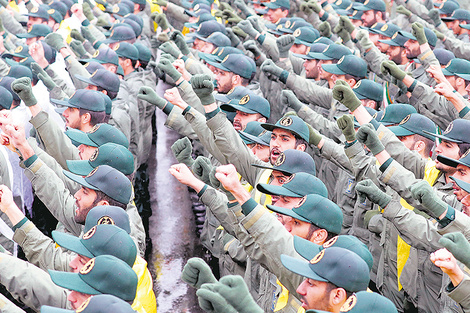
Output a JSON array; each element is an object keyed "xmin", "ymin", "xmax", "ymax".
[
  {"xmin": 75, "ymin": 74, "xmax": 97, "ymax": 87},
  {"xmin": 306, "ymin": 52, "xmax": 333, "ymax": 60},
  {"xmin": 220, "ymin": 103, "xmax": 258, "ymax": 114},
  {"xmin": 321, "ymin": 64, "xmax": 346, "ymax": 75},
  {"xmin": 280, "ymin": 254, "xmax": 329, "ymax": 281},
  {"xmin": 399, "ymin": 31, "xmax": 416, "ymax": 40},
  {"xmin": 436, "ymin": 154, "xmax": 460, "ymax": 168},
  {"xmin": 184, "ymin": 22, "xmax": 198, "ymax": 29},
  {"xmin": 294, "ymin": 39, "xmax": 312, "ymax": 46},
  {"xmin": 51, "ymin": 231, "xmax": 95, "ymax": 258},
  {"xmin": 65, "ymin": 129, "xmax": 98, "ymax": 147},
  {"xmin": 266, "ymin": 204, "xmax": 310, "ymax": 222},
  {"xmin": 450, "ymin": 176, "xmax": 470, "ymax": 193},
  {"xmin": 48, "ymin": 270, "xmax": 101, "ymax": 295},
  {"xmin": 460, "ymin": 24, "xmax": 470, "ymax": 30},
  {"xmin": 260, "ymin": 122, "xmax": 304, "ymax": 141},
  {"xmin": 293, "ymin": 235, "xmax": 321, "ymax": 260},
  {"xmin": 16, "ymin": 33, "xmax": 35, "ymax": 39},
  {"xmin": 41, "ymin": 306, "xmax": 74, "ymax": 313},
  {"xmin": 388, "ymin": 125, "xmax": 415, "ymax": 137},
  {"xmin": 204, "ymin": 59, "xmax": 232, "ymax": 72},
  {"xmin": 422, "ymin": 130, "xmax": 463, "ymax": 143},
  {"xmin": 441, "ymin": 16, "xmax": 456, "ymax": 21},
  {"xmin": 54, "ymin": 107, "xmax": 67, "ymax": 115},
  {"xmin": 102, "ymin": 38, "xmax": 119, "ymax": 44},
  {"xmin": 441, "ymin": 68, "xmax": 454, "ymax": 76},
  {"xmin": 255, "ymin": 8, "xmax": 268, "ymax": 14},
  {"xmin": 214, "ymin": 93, "xmax": 231, "ymax": 103},
  {"xmin": 292, "ymin": 53, "xmax": 315, "ymax": 60},
  {"xmin": 256, "ymin": 183, "xmax": 301, "ymax": 197},
  {"xmin": 50, "ymin": 98, "xmax": 75, "ymax": 108},
  {"xmin": 198, "ymin": 52, "xmax": 221, "ymax": 63},
  {"xmin": 352, "ymin": 3, "xmax": 371, "ymax": 11},
  {"xmin": 378, "ymin": 39, "xmax": 401, "ymax": 46},
  {"xmin": 263, "ymin": 2, "xmax": 280, "ymax": 9},
  {"xmin": 352, "ymin": 91, "xmax": 367, "ymax": 100},
  {"xmin": 238, "ymin": 131, "xmax": 270, "ymax": 146},
  {"xmin": 66, "ymin": 160, "xmax": 95, "ymax": 177},
  {"xmin": 63, "ymin": 170, "xmax": 99, "ymax": 190}
]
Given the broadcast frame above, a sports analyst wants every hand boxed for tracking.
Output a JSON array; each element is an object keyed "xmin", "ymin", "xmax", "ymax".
[
  {"xmin": 96, "ymin": 15, "xmax": 110, "ymax": 27},
  {"xmin": 70, "ymin": 40, "xmax": 87, "ymax": 58},
  {"xmin": 138, "ymin": 86, "xmax": 168, "ymax": 110},
  {"xmin": 31, "ymin": 63, "xmax": 57, "ymax": 91},
  {"xmin": 0, "ymin": 133, "xmax": 15, "ymax": 154},
  {"xmin": 82, "ymin": 2, "xmax": 94, "ymax": 21},
  {"xmin": 363, "ymin": 209, "xmax": 380, "ymax": 229},
  {"xmin": 334, "ymin": 24, "xmax": 351, "ymax": 43},
  {"xmin": 430, "ymin": 248, "xmax": 464, "ymax": 286},
  {"xmin": 213, "ymin": 275, "xmax": 263, "ymax": 313},
  {"xmin": 337, "ymin": 114, "xmax": 356, "ymax": 142},
  {"xmin": 0, "ymin": 185, "xmax": 14, "ymax": 213},
  {"xmin": 237, "ymin": 20, "xmax": 258, "ymax": 38},
  {"xmin": 276, "ymin": 35, "xmax": 295, "ymax": 58},
  {"xmin": 356, "ymin": 29, "xmax": 374, "ymax": 50},
  {"xmin": 339, "ymin": 16, "xmax": 355, "ymax": 34},
  {"xmin": 223, "ymin": 9, "xmax": 242, "ymax": 24},
  {"xmin": 355, "ymin": 179, "xmax": 391, "ymax": 208},
  {"xmin": 434, "ymin": 29, "xmax": 445, "ymax": 41},
  {"xmin": 181, "ymin": 257, "xmax": 218, "ymax": 289},
  {"xmin": 44, "ymin": 33, "xmax": 66, "ymax": 51},
  {"xmin": 71, "ymin": 3, "xmax": 85, "ymax": 22},
  {"xmin": 396, "ymin": 5, "xmax": 411, "ymax": 17},
  {"xmin": 70, "ymin": 29, "xmax": 85, "ymax": 43},
  {"xmin": 81, "ymin": 26, "xmax": 97, "ymax": 44},
  {"xmin": 173, "ymin": 59, "xmax": 189, "ymax": 80},
  {"xmin": 232, "ymin": 26, "xmax": 248, "ymax": 39},
  {"xmin": 150, "ymin": 34, "xmax": 168, "ymax": 49},
  {"xmin": 234, "ymin": 0, "xmax": 251, "ymax": 17},
  {"xmin": 3, "ymin": 123, "xmax": 26, "ymax": 150},
  {"xmin": 152, "ymin": 13, "xmax": 169, "ymax": 31},
  {"xmin": 332, "ymin": 80, "xmax": 361, "ymax": 112},
  {"xmin": 192, "ymin": 156, "xmax": 213, "ymax": 185},
  {"xmin": 147, "ymin": 61, "xmax": 163, "ymax": 78},
  {"xmin": 319, "ymin": 21, "xmax": 331, "ymax": 37},
  {"xmin": 300, "ymin": 1, "xmax": 313, "ymax": 15},
  {"xmin": 225, "ymin": 28, "xmax": 240, "ymax": 47},
  {"xmin": 411, "ymin": 22, "xmax": 427, "ymax": 45},
  {"xmin": 308, "ymin": 0, "xmax": 322, "ymax": 14},
  {"xmin": 308, "ymin": 124, "xmax": 323, "ymax": 147},
  {"xmin": 381, "ymin": 60, "xmax": 406, "ymax": 81},
  {"xmin": 260, "ymin": 59, "xmax": 284, "ymax": 78},
  {"xmin": 439, "ymin": 232, "xmax": 470, "ymax": 268},
  {"xmin": 356, "ymin": 123, "xmax": 385, "ymax": 155},
  {"xmin": 281, "ymin": 90, "xmax": 303, "ymax": 112},
  {"xmin": 218, "ymin": 2, "xmax": 232, "ymax": 11},
  {"xmin": 170, "ymin": 31, "xmax": 190, "ymax": 55},
  {"xmin": 429, "ymin": 9, "xmax": 442, "ymax": 27},
  {"xmin": 215, "ymin": 164, "xmax": 243, "ymax": 193},
  {"xmin": 191, "ymin": 74, "xmax": 215, "ymax": 106},
  {"xmin": 153, "ymin": 0, "xmax": 167, "ymax": 7},
  {"xmin": 157, "ymin": 58, "xmax": 182, "ymax": 82},
  {"xmin": 247, "ymin": 16, "xmax": 265, "ymax": 33},
  {"xmin": 170, "ymin": 137, "xmax": 194, "ymax": 167},
  {"xmin": 163, "ymin": 87, "xmax": 187, "ymax": 109},
  {"xmin": 426, "ymin": 64, "xmax": 449, "ymax": 85},
  {"xmin": 28, "ymin": 41, "xmax": 48, "ymax": 67},
  {"xmin": 168, "ymin": 163, "xmax": 201, "ymax": 189},
  {"xmin": 159, "ymin": 42, "xmax": 182, "ymax": 59},
  {"xmin": 196, "ymin": 284, "xmax": 237, "ymax": 313},
  {"xmin": 243, "ymin": 40, "xmax": 261, "ymax": 59},
  {"xmin": 409, "ymin": 180, "xmax": 447, "ymax": 218},
  {"xmin": 434, "ymin": 82, "xmax": 456, "ymax": 98},
  {"xmin": 11, "ymin": 77, "xmax": 37, "ymax": 107}
]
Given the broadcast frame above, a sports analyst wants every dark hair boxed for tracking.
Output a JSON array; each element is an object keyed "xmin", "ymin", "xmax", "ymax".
[
  {"xmin": 325, "ymin": 282, "xmax": 354, "ymax": 300},
  {"xmin": 306, "ymin": 224, "xmax": 337, "ymax": 242},
  {"xmin": 139, "ymin": 61, "xmax": 148, "ymax": 69},
  {"xmin": 459, "ymin": 143, "xmax": 470, "ymax": 156},
  {"xmin": 241, "ymin": 76, "xmax": 251, "ymax": 86},
  {"xmin": 137, "ymin": 3, "xmax": 146, "ymax": 11},
  {"xmin": 345, "ymin": 74, "xmax": 361, "ymax": 82},
  {"xmin": 131, "ymin": 59, "xmax": 138, "ymax": 68},
  {"xmin": 96, "ymin": 86, "xmax": 118, "ymax": 100},
  {"xmin": 295, "ymin": 136, "xmax": 308, "ymax": 149},
  {"xmin": 79, "ymin": 108, "xmax": 107, "ymax": 126},
  {"xmin": 93, "ymin": 190, "xmax": 127, "ymax": 209},
  {"xmin": 414, "ymin": 134, "xmax": 434, "ymax": 158}
]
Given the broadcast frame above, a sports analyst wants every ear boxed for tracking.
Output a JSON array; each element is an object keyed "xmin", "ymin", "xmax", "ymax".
[
  {"xmin": 135, "ymin": 60, "xmax": 141, "ymax": 68},
  {"xmin": 295, "ymin": 143, "xmax": 307, "ymax": 152},
  {"xmin": 347, "ymin": 79, "xmax": 356, "ymax": 88},
  {"xmin": 456, "ymin": 77, "xmax": 465, "ymax": 87},
  {"xmin": 81, "ymin": 112, "xmax": 91, "ymax": 124},
  {"xmin": 257, "ymin": 116, "xmax": 267, "ymax": 123},
  {"xmin": 280, "ymin": 8, "xmax": 289, "ymax": 18},
  {"xmin": 310, "ymin": 228, "xmax": 328, "ymax": 244},
  {"xmin": 413, "ymin": 140, "xmax": 426, "ymax": 155},
  {"xmin": 97, "ymin": 199, "xmax": 110, "ymax": 206},
  {"xmin": 231, "ymin": 74, "xmax": 241, "ymax": 86},
  {"xmin": 365, "ymin": 100, "xmax": 377, "ymax": 109},
  {"xmin": 330, "ymin": 288, "xmax": 349, "ymax": 306}
]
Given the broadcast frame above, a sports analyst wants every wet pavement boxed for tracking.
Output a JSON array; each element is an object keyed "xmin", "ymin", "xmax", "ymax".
[{"xmin": 147, "ymin": 110, "xmax": 205, "ymax": 313}]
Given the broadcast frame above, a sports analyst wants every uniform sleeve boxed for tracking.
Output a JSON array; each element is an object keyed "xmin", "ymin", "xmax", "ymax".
[
  {"xmin": 319, "ymin": 139, "xmax": 353, "ymax": 172},
  {"xmin": 0, "ymin": 7, "xmax": 25, "ymax": 35},
  {"xmin": 405, "ymin": 0, "xmax": 433, "ymax": 24},
  {"xmin": 63, "ymin": 55, "xmax": 90, "ymax": 90},
  {"xmin": 165, "ymin": 2, "xmax": 190, "ymax": 23},
  {"xmin": 447, "ymin": 274, "xmax": 470, "ymax": 312},
  {"xmin": 126, "ymin": 200, "xmax": 147, "ymax": 258},
  {"xmin": 444, "ymin": 36, "xmax": 470, "ymax": 59},
  {"xmin": 362, "ymin": 45, "xmax": 392, "ymax": 83},
  {"xmin": 297, "ymin": 105, "xmax": 345, "ymax": 143},
  {"xmin": 0, "ymin": 293, "xmax": 26, "ymax": 313},
  {"xmin": 285, "ymin": 73, "xmax": 334, "ymax": 110},
  {"xmin": 344, "ymin": 140, "xmax": 383, "ymax": 184}
]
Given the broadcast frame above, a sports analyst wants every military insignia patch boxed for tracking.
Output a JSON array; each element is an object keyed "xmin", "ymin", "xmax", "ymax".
[
  {"xmin": 113, "ymin": 43, "xmax": 120, "ymax": 51},
  {"xmin": 340, "ymin": 294, "xmax": 357, "ymax": 312},
  {"xmin": 239, "ymin": 95, "xmax": 250, "ymax": 105},
  {"xmin": 444, "ymin": 122, "xmax": 453, "ymax": 134},
  {"xmin": 353, "ymin": 80, "xmax": 361, "ymax": 89},
  {"xmin": 380, "ymin": 24, "xmax": 388, "ymax": 31},
  {"xmin": 48, "ymin": 9, "xmax": 55, "ymax": 14},
  {"xmin": 86, "ymin": 167, "xmax": 99, "ymax": 178},
  {"xmin": 222, "ymin": 55, "xmax": 229, "ymax": 63},
  {"xmin": 391, "ymin": 32, "xmax": 398, "ymax": 40},
  {"xmin": 364, "ymin": 0, "xmax": 370, "ymax": 5},
  {"xmin": 322, "ymin": 45, "xmax": 329, "ymax": 53},
  {"xmin": 274, "ymin": 152, "xmax": 286, "ymax": 166},
  {"xmin": 294, "ymin": 195, "xmax": 307, "ymax": 208},
  {"xmin": 284, "ymin": 173, "xmax": 295, "ymax": 184},
  {"xmin": 98, "ymin": 216, "xmax": 115, "ymax": 226},
  {"xmin": 310, "ymin": 250, "xmax": 325, "ymax": 264},
  {"xmin": 89, "ymin": 124, "xmax": 101, "ymax": 133},
  {"xmin": 371, "ymin": 22, "xmax": 378, "ymax": 29},
  {"xmin": 323, "ymin": 236, "xmax": 338, "ymax": 248},
  {"xmin": 31, "ymin": 7, "xmax": 38, "ymax": 13},
  {"xmin": 15, "ymin": 46, "xmax": 23, "ymax": 53},
  {"xmin": 93, "ymin": 50, "xmax": 100, "ymax": 58},
  {"xmin": 335, "ymin": 0, "xmax": 342, "ymax": 5},
  {"xmin": 293, "ymin": 29, "xmax": 301, "ymax": 37},
  {"xmin": 462, "ymin": 149, "xmax": 470, "ymax": 158},
  {"xmin": 285, "ymin": 20, "xmax": 291, "ymax": 28},
  {"xmin": 80, "ymin": 258, "xmax": 95, "ymax": 275},
  {"xmin": 279, "ymin": 116, "xmax": 293, "ymax": 126},
  {"xmin": 76, "ymin": 298, "xmax": 91, "ymax": 313},
  {"xmin": 399, "ymin": 114, "xmax": 411, "ymax": 125},
  {"xmin": 113, "ymin": 6, "xmax": 119, "ymax": 13},
  {"xmin": 82, "ymin": 226, "xmax": 97, "ymax": 240},
  {"xmin": 89, "ymin": 149, "xmax": 99, "ymax": 162}
]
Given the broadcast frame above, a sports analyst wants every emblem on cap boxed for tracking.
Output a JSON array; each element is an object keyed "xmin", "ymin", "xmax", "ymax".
[
  {"xmin": 90, "ymin": 70, "xmax": 98, "ymax": 78},
  {"xmin": 31, "ymin": 7, "xmax": 38, "ymax": 13},
  {"xmin": 113, "ymin": 6, "xmax": 119, "ymax": 13},
  {"xmin": 372, "ymin": 112, "xmax": 378, "ymax": 119},
  {"xmin": 76, "ymin": 298, "xmax": 91, "ymax": 313},
  {"xmin": 337, "ymin": 56, "xmax": 345, "ymax": 64},
  {"xmin": 399, "ymin": 114, "xmax": 411, "ymax": 125},
  {"xmin": 211, "ymin": 47, "xmax": 219, "ymax": 55},
  {"xmin": 294, "ymin": 195, "xmax": 306, "ymax": 208},
  {"xmin": 194, "ymin": 4, "xmax": 200, "ymax": 10},
  {"xmin": 89, "ymin": 149, "xmax": 99, "ymax": 162},
  {"xmin": 353, "ymin": 80, "xmax": 361, "ymax": 89},
  {"xmin": 310, "ymin": 250, "xmax": 325, "ymax": 264},
  {"xmin": 322, "ymin": 236, "xmax": 338, "ymax": 248},
  {"xmin": 444, "ymin": 122, "xmax": 453, "ymax": 134},
  {"xmin": 335, "ymin": 0, "xmax": 342, "ymax": 5},
  {"xmin": 391, "ymin": 32, "xmax": 398, "ymax": 39},
  {"xmin": 293, "ymin": 29, "xmax": 301, "ymax": 37},
  {"xmin": 86, "ymin": 167, "xmax": 99, "ymax": 178},
  {"xmin": 48, "ymin": 9, "xmax": 55, "ymax": 14},
  {"xmin": 113, "ymin": 43, "xmax": 120, "ymax": 51},
  {"xmin": 439, "ymin": 2, "xmax": 444, "ymax": 9},
  {"xmin": 27, "ymin": 26, "xmax": 33, "ymax": 33},
  {"xmin": 98, "ymin": 215, "xmax": 115, "ymax": 226},
  {"xmin": 89, "ymin": 124, "xmax": 101, "ymax": 133},
  {"xmin": 285, "ymin": 20, "xmax": 291, "ymax": 28},
  {"xmin": 364, "ymin": 0, "xmax": 370, "ymax": 5},
  {"xmin": 371, "ymin": 22, "xmax": 378, "ymax": 29},
  {"xmin": 446, "ymin": 60, "xmax": 452, "ymax": 68},
  {"xmin": 222, "ymin": 55, "xmax": 229, "ymax": 63},
  {"xmin": 352, "ymin": 10, "xmax": 358, "ymax": 16},
  {"xmin": 322, "ymin": 45, "xmax": 329, "ymax": 53},
  {"xmin": 284, "ymin": 173, "xmax": 295, "ymax": 184},
  {"xmin": 239, "ymin": 95, "xmax": 250, "ymax": 105},
  {"xmin": 306, "ymin": 46, "xmax": 311, "ymax": 54},
  {"xmin": 80, "ymin": 258, "xmax": 95, "ymax": 275},
  {"xmin": 462, "ymin": 149, "xmax": 470, "ymax": 158},
  {"xmin": 279, "ymin": 116, "xmax": 293, "ymax": 126},
  {"xmin": 15, "ymin": 46, "xmax": 23, "ymax": 53},
  {"xmin": 274, "ymin": 152, "xmax": 286, "ymax": 166},
  {"xmin": 258, "ymin": 130, "xmax": 267, "ymax": 137},
  {"xmin": 93, "ymin": 50, "xmax": 100, "ymax": 58},
  {"xmin": 82, "ymin": 225, "xmax": 97, "ymax": 240},
  {"xmin": 380, "ymin": 24, "xmax": 388, "ymax": 31},
  {"xmin": 340, "ymin": 294, "xmax": 358, "ymax": 312}
]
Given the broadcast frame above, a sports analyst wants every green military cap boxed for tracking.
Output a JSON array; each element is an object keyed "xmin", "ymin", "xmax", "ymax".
[
  {"xmin": 352, "ymin": 79, "xmax": 383, "ymax": 102},
  {"xmin": 373, "ymin": 23, "xmax": 400, "ymax": 38},
  {"xmin": 350, "ymin": 10, "xmax": 363, "ymax": 20},
  {"xmin": 199, "ymin": 46, "xmax": 243, "ymax": 64},
  {"xmin": 84, "ymin": 61, "xmax": 105, "ymax": 74},
  {"xmin": 360, "ymin": 22, "xmax": 385, "ymax": 34},
  {"xmin": 189, "ymin": 21, "xmax": 227, "ymax": 41},
  {"xmin": 215, "ymin": 86, "xmax": 255, "ymax": 103},
  {"xmin": 47, "ymin": 7, "xmax": 63, "ymax": 23},
  {"xmin": 253, "ymin": 149, "xmax": 316, "ymax": 176},
  {"xmin": 436, "ymin": 0, "xmax": 459, "ymax": 15},
  {"xmin": 313, "ymin": 37, "xmax": 334, "ymax": 45},
  {"xmin": 129, "ymin": 0, "xmax": 145, "ymax": 6},
  {"xmin": 438, "ymin": 146, "xmax": 470, "ymax": 168},
  {"xmin": 292, "ymin": 43, "xmax": 328, "ymax": 60},
  {"xmin": 2, "ymin": 44, "xmax": 30, "ymax": 59},
  {"xmin": 75, "ymin": 69, "xmax": 120, "ymax": 93},
  {"xmin": 331, "ymin": 0, "xmax": 353, "ymax": 11},
  {"xmin": 308, "ymin": 43, "xmax": 352, "ymax": 60},
  {"xmin": 7, "ymin": 65, "xmax": 32, "ymax": 80},
  {"xmin": 84, "ymin": 205, "xmax": 131, "ymax": 233},
  {"xmin": 442, "ymin": 8, "xmax": 470, "ymax": 22},
  {"xmin": 205, "ymin": 54, "xmax": 255, "ymax": 80},
  {"xmin": 104, "ymin": 22, "xmax": 137, "ymax": 38},
  {"xmin": 221, "ymin": 94, "xmax": 270, "ymax": 119},
  {"xmin": 264, "ymin": 0, "xmax": 290, "ymax": 10},
  {"xmin": 378, "ymin": 31, "xmax": 408, "ymax": 47},
  {"xmin": 80, "ymin": 47, "xmax": 120, "ymax": 66},
  {"xmin": 257, "ymin": 172, "xmax": 328, "ymax": 198},
  {"xmin": 17, "ymin": 24, "xmax": 52, "ymax": 39},
  {"xmin": 184, "ymin": 6, "xmax": 210, "ymax": 18},
  {"xmin": 441, "ymin": 58, "xmax": 470, "ymax": 77},
  {"xmin": 199, "ymin": 32, "xmax": 231, "ymax": 47},
  {"xmin": 353, "ymin": 0, "xmax": 386, "ymax": 12},
  {"xmin": 399, "ymin": 27, "xmax": 437, "ymax": 47},
  {"xmin": 41, "ymin": 294, "xmax": 137, "ymax": 313},
  {"xmin": 117, "ymin": 65, "xmax": 124, "ymax": 76},
  {"xmin": 112, "ymin": 42, "xmax": 139, "ymax": 60},
  {"xmin": 0, "ymin": 86, "xmax": 13, "ymax": 110},
  {"xmin": 66, "ymin": 124, "xmax": 129, "ymax": 148},
  {"xmin": 51, "ymin": 89, "xmax": 106, "ymax": 112},
  {"xmin": 105, "ymin": 4, "xmax": 131, "ymax": 16},
  {"xmin": 434, "ymin": 49, "xmax": 455, "ymax": 66},
  {"xmin": 379, "ymin": 104, "xmax": 417, "ymax": 126},
  {"xmin": 261, "ymin": 115, "xmax": 310, "ymax": 142},
  {"xmin": 49, "ymin": 1, "xmax": 68, "ymax": 19},
  {"xmin": 100, "ymin": 93, "xmax": 112, "ymax": 115},
  {"xmin": 122, "ymin": 13, "xmax": 144, "ymax": 28},
  {"xmin": 181, "ymin": 0, "xmax": 211, "ymax": 9},
  {"xmin": 103, "ymin": 26, "xmax": 136, "ymax": 43},
  {"xmin": 268, "ymin": 194, "xmax": 343, "ymax": 234},
  {"xmin": 4, "ymin": 56, "xmax": 33, "ymax": 69},
  {"xmin": 64, "ymin": 165, "xmax": 132, "ymax": 205},
  {"xmin": 184, "ymin": 12, "xmax": 216, "ymax": 29},
  {"xmin": 450, "ymin": 176, "xmax": 470, "ymax": 194},
  {"xmin": 281, "ymin": 247, "xmax": 370, "ymax": 292},
  {"xmin": 0, "ymin": 77, "xmax": 20, "ymax": 101},
  {"xmin": 277, "ymin": 20, "xmax": 311, "ymax": 34},
  {"xmin": 322, "ymin": 55, "xmax": 367, "ymax": 78},
  {"xmin": 293, "ymin": 235, "xmax": 374, "ymax": 270},
  {"xmin": 49, "ymin": 255, "xmax": 137, "ymax": 301},
  {"xmin": 238, "ymin": 121, "xmax": 269, "ymax": 145},
  {"xmin": 133, "ymin": 42, "xmax": 152, "ymax": 63},
  {"xmin": 66, "ymin": 143, "xmax": 134, "ymax": 176},
  {"xmin": 423, "ymin": 119, "xmax": 470, "ymax": 144},
  {"xmin": 52, "ymin": 224, "xmax": 137, "ymax": 266},
  {"xmin": 24, "ymin": 5, "xmax": 50, "ymax": 19},
  {"xmin": 388, "ymin": 113, "xmax": 436, "ymax": 140},
  {"xmin": 292, "ymin": 27, "xmax": 319, "ymax": 46},
  {"xmin": 338, "ymin": 291, "xmax": 398, "ymax": 313}
]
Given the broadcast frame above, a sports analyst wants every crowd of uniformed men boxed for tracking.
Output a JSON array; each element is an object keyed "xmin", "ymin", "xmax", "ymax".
[{"xmin": 0, "ymin": 0, "xmax": 470, "ymax": 311}]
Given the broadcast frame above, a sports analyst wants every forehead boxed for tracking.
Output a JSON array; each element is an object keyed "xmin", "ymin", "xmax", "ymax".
[
  {"xmin": 272, "ymin": 127, "xmax": 295, "ymax": 137},
  {"xmin": 456, "ymin": 164, "xmax": 470, "ymax": 171},
  {"xmin": 272, "ymin": 170, "xmax": 289, "ymax": 178}
]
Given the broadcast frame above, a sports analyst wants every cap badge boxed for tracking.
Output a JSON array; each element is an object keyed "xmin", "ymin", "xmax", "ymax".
[
  {"xmin": 19, "ymin": 57, "xmax": 27, "ymax": 63},
  {"xmin": 86, "ymin": 167, "xmax": 99, "ymax": 178},
  {"xmin": 353, "ymin": 80, "xmax": 361, "ymax": 89},
  {"xmin": 227, "ymin": 87, "xmax": 235, "ymax": 95},
  {"xmin": 98, "ymin": 215, "xmax": 115, "ymax": 226},
  {"xmin": 285, "ymin": 20, "xmax": 291, "ymax": 28},
  {"xmin": 89, "ymin": 124, "xmax": 100, "ymax": 133},
  {"xmin": 82, "ymin": 225, "xmax": 97, "ymax": 240},
  {"xmin": 279, "ymin": 116, "xmax": 293, "ymax": 126},
  {"xmin": 380, "ymin": 24, "xmax": 388, "ymax": 31},
  {"xmin": 76, "ymin": 298, "xmax": 91, "ymax": 313},
  {"xmin": 276, "ymin": 24, "xmax": 283, "ymax": 30},
  {"xmin": 399, "ymin": 114, "xmax": 411, "ymax": 125},
  {"xmin": 194, "ymin": 4, "xmax": 200, "ymax": 10},
  {"xmin": 371, "ymin": 22, "xmax": 378, "ymax": 29},
  {"xmin": 218, "ymin": 48, "xmax": 224, "ymax": 56},
  {"xmin": 391, "ymin": 32, "xmax": 398, "ymax": 39},
  {"xmin": 446, "ymin": 60, "xmax": 452, "ymax": 68},
  {"xmin": 90, "ymin": 70, "xmax": 98, "ymax": 78},
  {"xmin": 15, "ymin": 46, "xmax": 23, "ymax": 53},
  {"xmin": 309, "ymin": 250, "xmax": 325, "ymax": 264},
  {"xmin": 274, "ymin": 152, "xmax": 286, "ymax": 166},
  {"xmin": 113, "ymin": 6, "xmax": 120, "ymax": 13},
  {"xmin": 322, "ymin": 45, "xmax": 329, "ymax": 53},
  {"xmin": 364, "ymin": 0, "xmax": 370, "ymax": 5},
  {"xmin": 113, "ymin": 43, "xmax": 120, "ymax": 51},
  {"xmin": 444, "ymin": 122, "xmax": 453, "ymax": 134},
  {"xmin": 337, "ymin": 56, "xmax": 345, "ymax": 64},
  {"xmin": 92, "ymin": 50, "xmax": 100, "ymax": 58},
  {"xmin": 258, "ymin": 130, "xmax": 267, "ymax": 137},
  {"xmin": 306, "ymin": 46, "xmax": 311, "ymax": 54},
  {"xmin": 89, "ymin": 149, "xmax": 99, "ymax": 162},
  {"xmin": 239, "ymin": 95, "xmax": 250, "ymax": 105},
  {"xmin": 340, "ymin": 294, "xmax": 358, "ymax": 312},
  {"xmin": 27, "ymin": 26, "xmax": 33, "ymax": 33},
  {"xmin": 372, "ymin": 112, "xmax": 378, "ymax": 119},
  {"xmin": 346, "ymin": 3, "xmax": 353, "ymax": 10},
  {"xmin": 197, "ymin": 24, "xmax": 202, "ymax": 32},
  {"xmin": 284, "ymin": 173, "xmax": 295, "ymax": 184},
  {"xmin": 336, "ymin": 0, "xmax": 342, "ymax": 5},
  {"xmin": 293, "ymin": 29, "xmax": 301, "ymax": 37},
  {"xmin": 439, "ymin": 3, "xmax": 444, "ymax": 9},
  {"xmin": 80, "ymin": 258, "xmax": 95, "ymax": 275},
  {"xmin": 322, "ymin": 236, "xmax": 338, "ymax": 248},
  {"xmin": 30, "ymin": 7, "xmax": 38, "ymax": 13},
  {"xmin": 462, "ymin": 149, "xmax": 470, "ymax": 158},
  {"xmin": 84, "ymin": 62, "xmax": 90, "ymax": 68},
  {"xmin": 294, "ymin": 195, "xmax": 306, "ymax": 208},
  {"xmin": 48, "ymin": 9, "xmax": 55, "ymax": 14},
  {"xmin": 222, "ymin": 55, "xmax": 229, "ymax": 63}
]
